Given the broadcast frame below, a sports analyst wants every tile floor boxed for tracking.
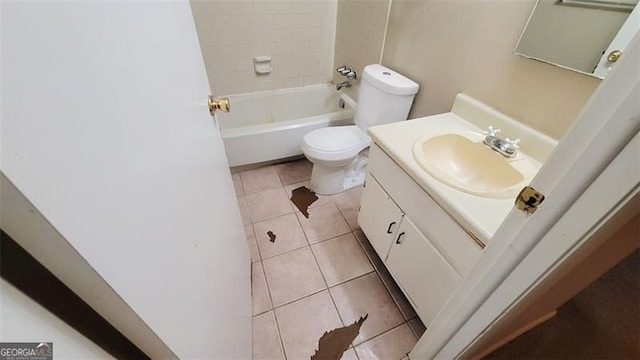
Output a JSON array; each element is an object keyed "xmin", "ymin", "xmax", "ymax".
[{"xmin": 233, "ymin": 159, "xmax": 426, "ymax": 360}]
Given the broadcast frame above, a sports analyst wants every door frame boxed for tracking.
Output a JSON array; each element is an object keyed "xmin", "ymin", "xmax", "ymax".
[{"xmin": 409, "ymin": 32, "xmax": 640, "ymax": 359}]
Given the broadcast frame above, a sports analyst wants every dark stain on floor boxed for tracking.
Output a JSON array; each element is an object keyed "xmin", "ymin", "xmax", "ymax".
[
  {"xmin": 267, "ymin": 231, "xmax": 276, "ymax": 243},
  {"xmin": 290, "ymin": 186, "xmax": 318, "ymax": 218},
  {"xmin": 311, "ymin": 314, "xmax": 368, "ymax": 360}
]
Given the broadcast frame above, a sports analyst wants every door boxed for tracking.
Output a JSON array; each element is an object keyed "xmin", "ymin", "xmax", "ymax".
[
  {"xmin": 386, "ymin": 216, "xmax": 461, "ymax": 327},
  {"xmin": 358, "ymin": 174, "xmax": 404, "ymax": 260},
  {"xmin": 1, "ymin": 2, "xmax": 250, "ymax": 358}
]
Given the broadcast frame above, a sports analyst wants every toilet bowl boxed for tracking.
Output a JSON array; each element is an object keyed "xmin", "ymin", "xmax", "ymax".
[
  {"xmin": 302, "ymin": 125, "xmax": 371, "ymax": 194},
  {"xmin": 302, "ymin": 64, "xmax": 419, "ymax": 195}
]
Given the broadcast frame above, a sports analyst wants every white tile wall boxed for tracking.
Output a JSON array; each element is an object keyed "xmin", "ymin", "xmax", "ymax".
[
  {"xmin": 333, "ymin": 0, "xmax": 390, "ymax": 101},
  {"xmin": 191, "ymin": 0, "xmax": 337, "ymax": 95}
]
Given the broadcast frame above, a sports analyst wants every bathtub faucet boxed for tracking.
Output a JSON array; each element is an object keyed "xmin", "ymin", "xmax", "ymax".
[
  {"xmin": 336, "ymin": 65, "xmax": 357, "ymax": 91},
  {"xmin": 336, "ymin": 80, "xmax": 352, "ymax": 91}
]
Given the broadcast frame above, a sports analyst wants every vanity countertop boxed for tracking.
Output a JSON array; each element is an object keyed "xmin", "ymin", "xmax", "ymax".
[{"xmin": 367, "ymin": 94, "xmax": 557, "ymax": 245}]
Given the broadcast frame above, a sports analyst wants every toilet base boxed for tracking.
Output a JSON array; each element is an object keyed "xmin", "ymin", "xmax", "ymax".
[{"xmin": 309, "ymin": 154, "xmax": 368, "ymax": 195}]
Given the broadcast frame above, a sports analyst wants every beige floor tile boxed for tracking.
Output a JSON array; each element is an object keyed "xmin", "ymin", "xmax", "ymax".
[
  {"xmin": 284, "ymin": 181, "xmax": 333, "ymax": 208},
  {"xmin": 232, "ymin": 172, "xmax": 244, "ymax": 197},
  {"xmin": 245, "ymin": 224, "xmax": 260, "ymax": 263},
  {"xmin": 312, "ymin": 233, "xmax": 374, "ymax": 286},
  {"xmin": 275, "ymin": 291, "xmax": 343, "ymax": 360},
  {"xmin": 296, "ymin": 202, "xmax": 351, "ymax": 243},
  {"xmin": 253, "ymin": 311, "xmax": 285, "ymax": 360},
  {"xmin": 353, "ymin": 230, "xmax": 385, "ymax": 270},
  {"xmin": 330, "ymin": 272, "xmax": 404, "ymax": 345},
  {"xmin": 408, "ymin": 317, "xmax": 426, "ymax": 339},
  {"xmin": 332, "ymin": 192, "xmax": 361, "ymax": 230},
  {"xmin": 275, "ymin": 159, "xmax": 312, "ymax": 185},
  {"xmin": 355, "ymin": 324, "xmax": 417, "ymax": 360},
  {"xmin": 253, "ymin": 213, "xmax": 308, "ymax": 259},
  {"xmin": 241, "ymin": 166, "xmax": 283, "ymax": 194},
  {"xmin": 246, "ymin": 187, "xmax": 294, "ymax": 223},
  {"xmin": 262, "ymin": 247, "xmax": 326, "ymax": 307},
  {"xmin": 237, "ymin": 195, "xmax": 251, "ymax": 226},
  {"xmin": 347, "ymin": 185, "xmax": 363, "ymax": 203},
  {"xmin": 342, "ymin": 347, "xmax": 359, "ymax": 360},
  {"xmin": 252, "ymin": 262, "xmax": 272, "ymax": 316}
]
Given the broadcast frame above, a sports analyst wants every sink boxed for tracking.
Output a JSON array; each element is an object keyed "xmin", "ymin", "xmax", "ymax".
[{"xmin": 412, "ymin": 132, "xmax": 535, "ymax": 198}]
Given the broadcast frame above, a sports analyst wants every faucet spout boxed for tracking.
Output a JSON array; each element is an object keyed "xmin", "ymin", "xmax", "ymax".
[{"xmin": 336, "ymin": 80, "xmax": 352, "ymax": 91}]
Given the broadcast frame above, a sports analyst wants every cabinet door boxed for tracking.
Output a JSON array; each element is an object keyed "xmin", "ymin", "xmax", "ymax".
[
  {"xmin": 357, "ymin": 174, "xmax": 403, "ymax": 261},
  {"xmin": 386, "ymin": 216, "xmax": 461, "ymax": 326}
]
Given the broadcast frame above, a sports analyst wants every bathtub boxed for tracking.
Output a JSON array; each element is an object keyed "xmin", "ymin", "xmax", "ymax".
[{"xmin": 217, "ymin": 85, "xmax": 356, "ymax": 167}]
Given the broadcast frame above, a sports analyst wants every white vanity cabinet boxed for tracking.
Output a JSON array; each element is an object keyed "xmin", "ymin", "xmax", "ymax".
[
  {"xmin": 386, "ymin": 215, "xmax": 461, "ymax": 326},
  {"xmin": 357, "ymin": 174, "xmax": 403, "ymax": 260},
  {"xmin": 358, "ymin": 143, "xmax": 483, "ymax": 326}
]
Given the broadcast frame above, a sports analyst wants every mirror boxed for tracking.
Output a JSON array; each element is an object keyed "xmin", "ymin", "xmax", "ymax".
[{"xmin": 515, "ymin": 0, "xmax": 639, "ymax": 79}]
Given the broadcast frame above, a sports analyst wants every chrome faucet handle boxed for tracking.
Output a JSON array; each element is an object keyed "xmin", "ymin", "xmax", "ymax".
[
  {"xmin": 346, "ymin": 70, "xmax": 357, "ymax": 80},
  {"xmin": 505, "ymin": 137, "xmax": 520, "ymax": 147},
  {"xmin": 337, "ymin": 66, "xmax": 352, "ymax": 76},
  {"xmin": 483, "ymin": 126, "xmax": 501, "ymax": 137},
  {"xmin": 504, "ymin": 138, "xmax": 521, "ymax": 153}
]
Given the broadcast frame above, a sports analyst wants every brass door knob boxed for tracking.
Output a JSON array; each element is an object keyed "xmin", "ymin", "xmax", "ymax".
[
  {"xmin": 607, "ymin": 50, "xmax": 622, "ymax": 63},
  {"xmin": 208, "ymin": 95, "xmax": 230, "ymax": 114}
]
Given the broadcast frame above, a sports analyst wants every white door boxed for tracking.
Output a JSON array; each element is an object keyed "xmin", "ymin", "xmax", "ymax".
[{"xmin": 1, "ymin": 2, "xmax": 250, "ymax": 358}]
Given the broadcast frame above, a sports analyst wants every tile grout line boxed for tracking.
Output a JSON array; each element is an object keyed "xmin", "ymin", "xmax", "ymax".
[
  {"xmin": 246, "ymin": 164, "xmax": 372, "ymax": 359},
  {"xmin": 353, "ymin": 229, "xmax": 417, "ymax": 321},
  {"xmin": 352, "ymin": 231, "xmax": 424, "ymax": 343},
  {"xmin": 257, "ymin": 236, "xmax": 288, "ymax": 360},
  {"xmin": 242, "ymin": 165, "xmax": 289, "ymax": 360},
  {"xmin": 288, "ymin": 181, "xmax": 363, "ymax": 360}
]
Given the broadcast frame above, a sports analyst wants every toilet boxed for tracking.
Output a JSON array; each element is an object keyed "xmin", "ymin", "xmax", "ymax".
[{"xmin": 302, "ymin": 64, "xmax": 419, "ymax": 195}]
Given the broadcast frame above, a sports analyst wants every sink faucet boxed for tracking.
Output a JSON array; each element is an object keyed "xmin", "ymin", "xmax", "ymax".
[
  {"xmin": 336, "ymin": 80, "xmax": 352, "ymax": 91},
  {"xmin": 483, "ymin": 126, "xmax": 520, "ymax": 158}
]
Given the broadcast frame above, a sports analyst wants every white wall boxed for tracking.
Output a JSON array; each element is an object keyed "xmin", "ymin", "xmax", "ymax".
[
  {"xmin": 191, "ymin": 0, "xmax": 337, "ymax": 95},
  {"xmin": 0, "ymin": 280, "xmax": 113, "ymax": 360}
]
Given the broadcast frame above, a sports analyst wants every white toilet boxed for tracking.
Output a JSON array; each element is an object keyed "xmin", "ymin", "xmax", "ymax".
[{"xmin": 302, "ymin": 64, "xmax": 419, "ymax": 195}]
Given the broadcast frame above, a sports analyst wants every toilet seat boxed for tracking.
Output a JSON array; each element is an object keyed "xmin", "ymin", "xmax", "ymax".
[{"xmin": 302, "ymin": 125, "xmax": 371, "ymax": 163}]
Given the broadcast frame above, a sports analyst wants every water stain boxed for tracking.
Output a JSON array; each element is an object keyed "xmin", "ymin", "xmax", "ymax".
[
  {"xmin": 267, "ymin": 231, "xmax": 276, "ymax": 243},
  {"xmin": 311, "ymin": 314, "xmax": 368, "ymax": 360},
  {"xmin": 290, "ymin": 186, "xmax": 318, "ymax": 219}
]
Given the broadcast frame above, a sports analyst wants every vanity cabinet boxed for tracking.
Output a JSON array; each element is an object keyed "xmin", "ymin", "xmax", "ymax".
[
  {"xmin": 358, "ymin": 143, "xmax": 483, "ymax": 326},
  {"xmin": 386, "ymin": 215, "xmax": 461, "ymax": 325},
  {"xmin": 357, "ymin": 174, "xmax": 403, "ymax": 260}
]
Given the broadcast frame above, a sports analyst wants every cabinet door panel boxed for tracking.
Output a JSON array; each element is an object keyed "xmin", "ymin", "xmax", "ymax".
[
  {"xmin": 357, "ymin": 174, "xmax": 403, "ymax": 261},
  {"xmin": 387, "ymin": 216, "xmax": 461, "ymax": 326}
]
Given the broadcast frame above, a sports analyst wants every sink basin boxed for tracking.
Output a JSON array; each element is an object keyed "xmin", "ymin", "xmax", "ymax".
[{"xmin": 412, "ymin": 133, "xmax": 535, "ymax": 198}]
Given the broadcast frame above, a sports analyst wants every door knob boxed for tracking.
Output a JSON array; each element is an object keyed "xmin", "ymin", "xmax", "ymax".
[
  {"xmin": 607, "ymin": 50, "xmax": 622, "ymax": 63},
  {"xmin": 208, "ymin": 95, "xmax": 230, "ymax": 114}
]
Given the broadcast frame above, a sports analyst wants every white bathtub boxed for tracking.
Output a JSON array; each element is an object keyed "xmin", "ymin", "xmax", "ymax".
[{"xmin": 217, "ymin": 85, "xmax": 356, "ymax": 167}]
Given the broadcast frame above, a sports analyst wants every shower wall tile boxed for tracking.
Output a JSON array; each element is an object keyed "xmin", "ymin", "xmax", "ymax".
[
  {"xmin": 191, "ymin": 0, "xmax": 337, "ymax": 95},
  {"xmin": 333, "ymin": 0, "xmax": 390, "ymax": 101}
]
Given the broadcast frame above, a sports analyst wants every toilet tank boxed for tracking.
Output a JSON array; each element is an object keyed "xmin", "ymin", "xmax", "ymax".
[{"xmin": 354, "ymin": 64, "xmax": 419, "ymax": 130}]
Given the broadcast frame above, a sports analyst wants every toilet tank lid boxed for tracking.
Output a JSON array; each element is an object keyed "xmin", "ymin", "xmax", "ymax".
[{"xmin": 362, "ymin": 64, "xmax": 419, "ymax": 96}]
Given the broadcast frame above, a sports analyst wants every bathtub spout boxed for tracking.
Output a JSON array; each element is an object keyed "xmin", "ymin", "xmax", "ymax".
[{"xmin": 336, "ymin": 80, "xmax": 352, "ymax": 91}]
